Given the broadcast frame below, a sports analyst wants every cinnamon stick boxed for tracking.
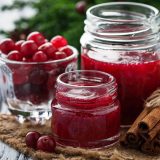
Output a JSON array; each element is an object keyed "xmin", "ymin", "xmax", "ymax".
[
  {"xmin": 141, "ymin": 141, "xmax": 155, "ymax": 155},
  {"xmin": 141, "ymin": 132, "xmax": 160, "ymax": 155},
  {"xmin": 125, "ymin": 107, "xmax": 150, "ymax": 147},
  {"xmin": 138, "ymin": 107, "xmax": 160, "ymax": 133},
  {"xmin": 140, "ymin": 121, "xmax": 160, "ymax": 141}
]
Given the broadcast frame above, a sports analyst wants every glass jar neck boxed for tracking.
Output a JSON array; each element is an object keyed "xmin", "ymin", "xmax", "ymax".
[
  {"xmin": 82, "ymin": 2, "xmax": 160, "ymax": 50},
  {"xmin": 55, "ymin": 70, "xmax": 118, "ymax": 110}
]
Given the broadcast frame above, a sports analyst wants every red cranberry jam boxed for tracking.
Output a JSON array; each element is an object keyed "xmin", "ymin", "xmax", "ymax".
[{"xmin": 51, "ymin": 70, "xmax": 120, "ymax": 148}]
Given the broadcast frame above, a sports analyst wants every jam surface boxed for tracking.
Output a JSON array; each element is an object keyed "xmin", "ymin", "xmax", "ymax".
[
  {"xmin": 52, "ymin": 81, "xmax": 120, "ymax": 148},
  {"xmin": 81, "ymin": 51, "xmax": 160, "ymax": 125}
]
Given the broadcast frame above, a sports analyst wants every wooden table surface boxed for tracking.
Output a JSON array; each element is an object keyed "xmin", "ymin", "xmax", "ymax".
[
  {"xmin": 0, "ymin": 141, "xmax": 32, "ymax": 160},
  {"xmin": 0, "ymin": 102, "xmax": 32, "ymax": 160}
]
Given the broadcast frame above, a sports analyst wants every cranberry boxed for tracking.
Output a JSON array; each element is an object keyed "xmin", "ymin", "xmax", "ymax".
[
  {"xmin": 0, "ymin": 38, "xmax": 15, "ymax": 54},
  {"xmin": 29, "ymin": 69, "xmax": 48, "ymax": 85},
  {"xmin": 53, "ymin": 51, "xmax": 67, "ymax": 60},
  {"xmin": 37, "ymin": 135, "xmax": 56, "ymax": 153},
  {"xmin": 47, "ymin": 70, "xmax": 57, "ymax": 90},
  {"xmin": 13, "ymin": 71, "xmax": 29, "ymax": 85},
  {"xmin": 32, "ymin": 51, "xmax": 48, "ymax": 62},
  {"xmin": 21, "ymin": 40, "xmax": 38, "ymax": 57},
  {"xmin": 75, "ymin": 1, "xmax": 87, "ymax": 14},
  {"xmin": 15, "ymin": 40, "xmax": 25, "ymax": 52},
  {"xmin": 29, "ymin": 94, "xmax": 44, "ymax": 104},
  {"xmin": 38, "ymin": 42, "xmax": 57, "ymax": 59},
  {"xmin": 51, "ymin": 35, "xmax": 68, "ymax": 49},
  {"xmin": 25, "ymin": 131, "xmax": 41, "ymax": 149},
  {"xmin": 60, "ymin": 46, "xmax": 73, "ymax": 57},
  {"xmin": 23, "ymin": 57, "xmax": 33, "ymax": 62},
  {"xmin": 14, "ymin": 83, "xmax": 31, "ymax": 98},
  {"xmin": 27, "ymin": 31, "xmax": 46, "ymax": 46},
  {"xmin": 7, "ymin": 50, "xmax": 23, "ymax": 61}
]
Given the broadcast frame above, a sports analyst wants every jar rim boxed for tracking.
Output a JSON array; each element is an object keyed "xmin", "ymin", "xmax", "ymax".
[
  {"xmin": 87, "ymin": 2, "xmax": 159, "ymax": 21},
  {"xmin": 82, "ymin": 2, "xmax": 160, "ymax": 49},
  {"xmin": 57, "ymin": 70, "xmax": 116, "ymax": 89}
]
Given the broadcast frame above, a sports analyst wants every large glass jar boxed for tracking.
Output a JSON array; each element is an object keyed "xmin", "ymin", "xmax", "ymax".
[{"xmin": 80, "ymin": 2, "xmax": 160, "ymax": 126}]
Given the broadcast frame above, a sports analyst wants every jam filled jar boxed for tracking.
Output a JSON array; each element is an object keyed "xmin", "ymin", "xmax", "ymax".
[
  {"xmin": 51, "ymin": 70, "xmax": 120, "ymax": 148},
  {"xmin": 80, "ymin": 2, "xmax": 160, "ymax": 126}
]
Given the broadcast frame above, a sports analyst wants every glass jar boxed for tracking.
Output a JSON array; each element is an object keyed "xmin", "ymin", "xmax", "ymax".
[
  {"xmin": 51, "ymin": 70, "xmax": 120, "ymax": 148},
  {"xmin": 80, "ymin": 2, "xmax": 160, "ymax": 126},
  {"xmin": 0, "ymin": 46, "xmax": 78, "ymax": 123}
]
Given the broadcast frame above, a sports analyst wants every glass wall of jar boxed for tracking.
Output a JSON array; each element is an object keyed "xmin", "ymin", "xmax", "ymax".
[
  {"xmin": 51, "ymin": 70, "xmax": 120, "ymax": 148},
  {"xmin": 80, "ymin": 2, "xmax": 160, "ymax": 126}
]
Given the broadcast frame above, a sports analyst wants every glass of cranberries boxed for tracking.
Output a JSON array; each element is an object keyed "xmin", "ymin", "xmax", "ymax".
[{"xmin": 0, "ymin": 32, "xmax": 78, "ymax": 123}]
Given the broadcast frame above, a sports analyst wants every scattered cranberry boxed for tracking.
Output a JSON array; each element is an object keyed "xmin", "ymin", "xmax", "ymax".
[
  {"xmin": 0, "ymin": 38, "xmax": 15, "ymax": 54},
  {"xmin": 25, "ymin": 131, "xmax": 41, "ymax": 149},
  {"xmin": 51, "ymin": 35, "xmax": 68, "ymax": 49},
  {"xmin": 27, "ymin": 31, "xmax": 46, "ymax": 46},
  {"xmin": 7, "ymin": 50, "xmax": 23, "ymax": 61},
  {"xmin": 53, "ymin": 51, "xmax": 67, "ymax": 60},
  {"xmin": 60, "ymin": 46, "xmax": 73, "ymax": 57},
  {"xmin": 32, "ymin": 51, "xmax": 48, "ymax": 62},
  {"xmin": 38, "ymin": 42, "xmax": 57, "ymax": 59},
  {"xmin": 37, "ymin": 135, "xmax": 56, "ymax": 153},
  {"xmin": 15, "ymin": 40, "xmax": 25, "ymax": 52},
  {"xmin": 21, "ymin": 40, "xmax": 38, "ymax": 57},
  {"xmin": 75, "ymin": 1, "xmax": 87, "ymax": 14}
]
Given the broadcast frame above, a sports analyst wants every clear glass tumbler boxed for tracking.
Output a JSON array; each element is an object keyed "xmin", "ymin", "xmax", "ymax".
[{"xmin": 0, "ymin": 46, "xmax": 78, "ymax": 123}]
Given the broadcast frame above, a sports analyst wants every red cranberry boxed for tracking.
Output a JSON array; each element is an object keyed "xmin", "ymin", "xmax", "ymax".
[
  {"xmin": 27, "ymin": 31, "xmax": 46, "ymax": 46},
  {"xmin": 53, "ymin": 51, "xmax": 67, "ymax": 60},
  {"xmin": 51, "ymin": 35, "xmax": 68, "ymax": 49},
  {"xmin": 14, "ymin": 83, "xmax": 31, "ymax": 98},
  {"xmin": 21, "ymin": 40, "xmax": 38, "ymax": 57},
  {"xmin": 38, "ymin": 42, "xmax": 57, "ymax": 59},
  {"xmin": 29, "ymin": 69, "xmax": 48, "ymax": 85},
  {"xmin": 25, "ymin": 131, "xmax": 41, "ymax": 149},
  {"xmin": 60, "ymin": 46, "xmax": 73, "ymax": 57},
  {"xmin": 13, "ymin": 71, "xmax": 29, "ymax": 85},
  {"xmin": 15, "ymin": 40, "xmax": 25, "ymax": 52},
  {"xmin": 0, "ymin": 38, "xmax": 15, "ymax": 54},
  {"xmin": 29, "ymin": 94, "xmax": 43, "ymax": 104},
  {"xmin": 23, "ymin": 57, "xmax": 33, "ymax": 62},
  {"xmin": 37, "ymin": 135, "xmax": 56, "ymax": 153},
  {"xmin": 75, "ymin": 1, "xmax": 87, "ymax": 14},
  {"xmin": 47, "ymin": 75, "xmax": 57, "ymax": 90},
  {"xmin": 7, "ymin": 50, "xmax": 23, "ymax": 61},
  {"xmin": 32, "ymin": 51, "xmax": 48, "ymax": 62}
]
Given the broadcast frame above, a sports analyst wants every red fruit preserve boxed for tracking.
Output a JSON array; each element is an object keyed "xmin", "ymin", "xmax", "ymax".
[
  {"xmin": 51, "ymin": 70, "xmax": 120, "ymax": 148},
  {"xmin": 80, "ymin": 2, "xmax": 160, "ymax": 126},
  {"xmin": 81, "ymin": 52, "xmax": 160, "ymax": 125}
]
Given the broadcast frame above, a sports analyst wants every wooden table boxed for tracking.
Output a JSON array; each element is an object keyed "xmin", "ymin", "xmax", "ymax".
[
  {"xmin": 0, "ymin": 141, "xmax": 32, "ymax": 160},
  {"xmin": 0, "ymin": 103, "xmax": 31, "ymax": 160}
]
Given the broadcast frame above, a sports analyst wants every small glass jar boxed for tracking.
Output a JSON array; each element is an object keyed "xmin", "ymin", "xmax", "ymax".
[
  {"xmin": 0, "ymin": 46, "xmax": 78, "ymax": 123},
  {"xmin": 80, "ymin": 2, "xmax": 160, "ymax": 126},
  {"xmin": 51, "ymin": 70, "xmax": 120, "ymax": 148}
]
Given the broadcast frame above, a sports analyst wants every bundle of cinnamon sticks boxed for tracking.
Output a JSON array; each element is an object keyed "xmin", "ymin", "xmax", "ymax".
[{"xmin": 121, "ymin": 89, "xmax": 160, "ymax": 155}]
